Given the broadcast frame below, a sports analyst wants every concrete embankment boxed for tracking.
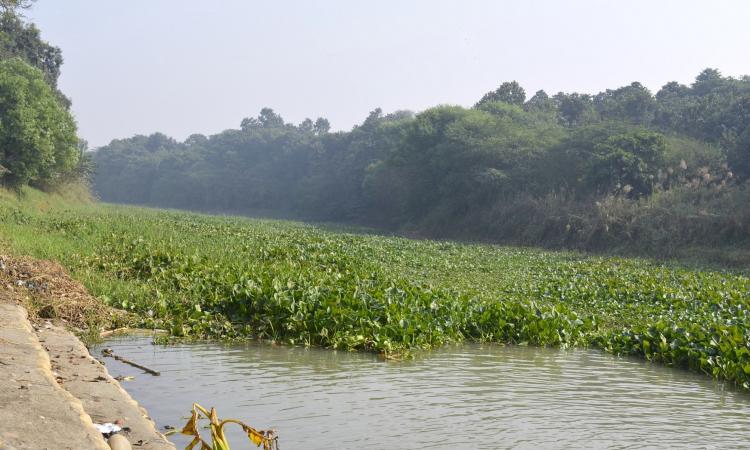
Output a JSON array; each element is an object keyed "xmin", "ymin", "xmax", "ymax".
[{"xmin": 0, "ymin": 303, "xmax": 174, "ymax": 450}]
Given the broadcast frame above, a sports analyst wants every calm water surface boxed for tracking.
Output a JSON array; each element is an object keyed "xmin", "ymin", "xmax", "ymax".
[{"xmin": 95, "ymin": 337, "xmax": 750, "ymax": 449}]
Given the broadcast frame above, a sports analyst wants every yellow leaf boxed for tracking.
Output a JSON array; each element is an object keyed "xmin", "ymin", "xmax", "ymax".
[
  {"xmin": 243, "ymin": 425, "xmax": 266, "ymax": 447},
  {"xmin": 181, "ymin": 410, "xmax": 199, "ymax": 436},
  {"xmin": 249, "ymin": 430, "xmax": 263, "ymax": 446}
]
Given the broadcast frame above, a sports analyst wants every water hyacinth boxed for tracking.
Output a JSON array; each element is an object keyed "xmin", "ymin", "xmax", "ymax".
[{"xmin": 1, "ymin": 202, "xmax": 750, "ymax": 389}]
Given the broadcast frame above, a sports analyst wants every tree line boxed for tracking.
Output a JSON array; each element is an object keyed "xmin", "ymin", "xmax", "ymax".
[
  {"xmin": 92, "ymin": 70, "xmax": 750, "ymax": 256},
  {"xmin": 0, "ymin": 2, "xmax": 747, "ymax": 257}
]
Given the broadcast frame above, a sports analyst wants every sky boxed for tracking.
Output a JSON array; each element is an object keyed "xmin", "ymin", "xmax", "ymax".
[{"xmin": 28, "ymin": 0, "xmax": 750, "ymax": 148}]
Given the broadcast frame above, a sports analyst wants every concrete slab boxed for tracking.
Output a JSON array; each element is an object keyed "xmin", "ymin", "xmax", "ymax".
[
  {"xmin": 37, "ymin": 324, "xmax": 174, "ymax": 449},
  {"xmin": 0, "ymin": 303, "xmax": 109, "ymax": 450}
]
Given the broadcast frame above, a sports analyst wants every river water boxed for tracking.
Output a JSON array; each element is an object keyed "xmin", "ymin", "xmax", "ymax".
[{"xmin": 95, "ymin": 337, "xmax": 750, "ymax": 449}]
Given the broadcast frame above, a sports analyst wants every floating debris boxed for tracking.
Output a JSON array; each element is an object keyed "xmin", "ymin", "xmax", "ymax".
[{"xmin": 102, "ymin": 348, "xmax": 160, "ymax": 376}]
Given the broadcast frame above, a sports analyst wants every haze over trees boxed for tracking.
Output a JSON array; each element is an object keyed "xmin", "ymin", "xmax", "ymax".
[
  {"xmin": 0, "ymin": 2, "xmax": 743, "ymax": 258},
  {"xmin": 92, "ymin": 68, "xmax": 750, "ymax": 257}
]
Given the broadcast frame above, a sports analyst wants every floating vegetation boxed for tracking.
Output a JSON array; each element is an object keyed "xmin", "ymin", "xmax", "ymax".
[{"xmin": 1, "ymin": 201, "xmax": 750, "ymax": 389}]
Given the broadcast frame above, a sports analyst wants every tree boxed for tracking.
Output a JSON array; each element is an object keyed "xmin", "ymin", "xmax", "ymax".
[
  {"xmin": 184, "ymin": 133, "xmax": 208, "ymax": 146},
  {"xmin": 654, "ymin": 81, "xmax": 693, "ymax": 131},
  {"xmin": 554, "ymin": 92, "xmax": 596, "ymax": 127},
  {"xmin": 588, "ymin": 131, "xmax": 667, "ymax": 197},
  {"xmin": 594, "ymin": 82, "xmax": 655, "ymax": 125},
  {"xmin": 313, "ymin": 117, "xmax": 330, "ymax": 135},
  {"xmin": 240, "ymin": 108, "xmax": 285, "ymax": 130},
  {"xmin": 475, "ymin": 81, "xmax": 526, "ymax": 107},
  {"xmin": 258, "ymin": 107, "xmax": 284, "ymax": 128},
  {"xmin": 374, "ymin": 104, "xmax": 561, "ymax": 221},
  {"xmin": 0, "ymin": 0, "xmax": 36, "ymax": 16},
  {"xmin": 0, "ymin": 8, "xmax": 70, "ymax": 109},
  {"xmin": 144, "ymin": 132, "xmax": 176, "ymax": 152},
  {"xmin": 299, "ymin": 118, "xmax": 314, "ymax": 133},
  {"xmin": 692, "ymin": 68, "xmax": 724, "ymax": 96},
  {"xmin": 384, "ymin": 110, "xmax": 414, "ymax": 121},
  {"xmin": 240, "ymin": 116, "xmax": 259, "ymax": 131},
  {"xmin": 0, "ymin": 10, "xmax": 64, "ymax": 92},
  {"xmin": 0, "ymin": 58, "xmax": 79, "ymax": 189},
  {"xmin": 656, "ymin": 81, "xmax": 688, "ymax": 100},
  {"xmin": 360, "ymin": 108, "xmax": 382, "ymax": 130},
  {"xmin": 525, "ymin": 90, "xmax": 556, "ymax": 113}
]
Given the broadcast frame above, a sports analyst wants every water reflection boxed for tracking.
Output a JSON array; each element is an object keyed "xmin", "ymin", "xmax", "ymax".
[{"xmin": 95, "ymin": 338, "xmax": 750, "ymax": 449}]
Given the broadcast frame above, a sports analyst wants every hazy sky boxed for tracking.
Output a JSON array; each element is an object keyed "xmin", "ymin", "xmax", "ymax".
[{"xmin": 29, "ymin": 0, "xmax": 750, "ymax": 148}]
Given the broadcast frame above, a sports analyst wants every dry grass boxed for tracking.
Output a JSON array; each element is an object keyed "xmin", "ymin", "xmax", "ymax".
[{"xmin": 0, "ymin": 253, "xmax": 130, "ymax": 331}]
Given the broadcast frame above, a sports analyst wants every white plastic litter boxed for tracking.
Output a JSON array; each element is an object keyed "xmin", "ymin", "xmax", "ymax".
[{"xmin": 94, "ymin": 422, "xmax": 122, "ymax": 437}]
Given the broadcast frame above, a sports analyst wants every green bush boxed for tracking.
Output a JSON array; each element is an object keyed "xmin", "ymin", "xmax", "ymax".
[{"xmin": 0, "ymin": 58, "xmax": 79, "ymax": 189}]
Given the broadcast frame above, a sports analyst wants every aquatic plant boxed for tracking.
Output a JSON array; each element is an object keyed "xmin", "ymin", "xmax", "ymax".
[
  {"xmin": 1, "ymin": 199, "xmax": 749, "ymax": 389},
  {"xmin": 170, "ymin": 403, "xmax": 277, "ymax": 450}
]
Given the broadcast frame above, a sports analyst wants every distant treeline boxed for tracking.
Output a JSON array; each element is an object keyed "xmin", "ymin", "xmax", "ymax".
[{"xmin": 93, "ymin": 70, "xmax": 750, "ymax": 257}]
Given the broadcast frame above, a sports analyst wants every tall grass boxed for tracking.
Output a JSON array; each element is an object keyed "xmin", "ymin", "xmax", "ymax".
[{"xmin": 436, "ymin": 184, "xmax": 750, "ymax": 267}]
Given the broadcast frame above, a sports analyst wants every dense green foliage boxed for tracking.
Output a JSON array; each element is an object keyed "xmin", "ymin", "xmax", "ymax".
[
  {"xmin": 0, "ymin": 8, "xmax": 85, "ymax": 190},
  {"xmin": 0, "ymin": 58, "xmax": 80, "ymax": 189},
  {"xmin": 0, "ymin": 8, "xmax": 67, "ymax": 106},
  {"xmin": 92, "ymin": 69, "xmax": 750, "ymax": 255},
  {"xmin": 2, "ymin": 193, "xmax": 749, "ymax": 388}
]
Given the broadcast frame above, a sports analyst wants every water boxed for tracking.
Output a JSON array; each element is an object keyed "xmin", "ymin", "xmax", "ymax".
[{"xmin": 95, "ymin": 337, "xmax": 750, "ymax": 449}]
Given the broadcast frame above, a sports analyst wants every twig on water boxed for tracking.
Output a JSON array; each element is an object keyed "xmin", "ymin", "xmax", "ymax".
[{"xmin": 101, "ymin": 348, "xmax": 160, "ymax": 376}]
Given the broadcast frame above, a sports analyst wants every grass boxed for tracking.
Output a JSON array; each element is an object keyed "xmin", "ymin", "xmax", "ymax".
[{"xmin": 1, "ymin": 187, "xmax": 750, "ymax": 389}]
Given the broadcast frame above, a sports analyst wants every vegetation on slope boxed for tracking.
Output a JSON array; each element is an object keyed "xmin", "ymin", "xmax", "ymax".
[{"xmin": 2, "ymin": 191, "xmax": 749, "ymax": 389}]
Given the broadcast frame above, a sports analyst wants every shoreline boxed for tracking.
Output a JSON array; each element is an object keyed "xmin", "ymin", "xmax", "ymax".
[{"xmin": 0, "ymin": 301, "xmax": 174, "ymax": 449}]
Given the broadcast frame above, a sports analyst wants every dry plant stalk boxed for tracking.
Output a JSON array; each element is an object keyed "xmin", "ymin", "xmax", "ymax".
[{"xmin": 171, "ymin": 403, "xmax": 278, "ymax": 450}]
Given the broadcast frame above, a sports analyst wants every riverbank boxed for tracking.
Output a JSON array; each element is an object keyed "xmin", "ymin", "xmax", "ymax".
[
  {"xmin": 1, "ymin": 188, "xmax": 750, "ymax": 390},
  {"xmin": 0, "ymin": 303, "xmax": 106, "ymax": 450},
  {"xmin": 0, "ymin": 253, "xmax": 173, "ymax": 449}
]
